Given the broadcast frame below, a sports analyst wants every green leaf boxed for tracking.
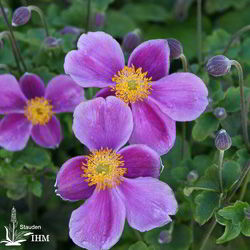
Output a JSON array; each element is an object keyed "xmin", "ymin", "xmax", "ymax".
[
  {"xmin": 203, "ymin": 29, "xmax": 239, "ymax": 57},
  {"xmin": 205, "ymin": 0, "xmax": 249, "ymax": 14},
  {"xmin": 236, "ymin": 148, "xmax": 250, "ymax": 167},
  {"xmin": 12, "ymin": 146, "xmax": 51, "ymax": 170},
  {"xmin": 216, "ymin": 221, "xmax": 241, "ymax": 244},
  {"xmin": 241, "ymin": 218, "xmax": 250, "ymax": 236},
  {"xmin": 222, "ymin": 161, "xmax": 241, "ymax": 191},
  {"xmin": 217, "ymin": 6, "xmax": 250, "ymax": 34},
  {"xmin": 128, "ymin": 241, "xmax": 148, "ymax": 250},
  {"xmin": 218, "ymin": 201, "xmax": 249, "ymax": 224},
  {"xmin": 29, "ymin": 180, "xmax": 42, "ymax": 197},
  {"xmin": 92, "ymin": 0, "xmax": 114, "ymax": 11},
  {"xmin": 192, "ymin": 113, "xmax": 220, "ymax": 142},
  {"xmin": 105, "ymin": 11, "xmax": 136, "ymax": 37},
  {"xmin": 144, "ymin": 224, "xmax": 192, "ymax": 250},
  {"xmin": 219, "ymin": 87, "xmax": 250, "ymax": 112},
  {"xmin": 194, "ymin": 191, "xmax": 220, "ymax": 225},
  {"xmin": 121, "ymin": 3, "xmax": 170, "ymax": 22}
]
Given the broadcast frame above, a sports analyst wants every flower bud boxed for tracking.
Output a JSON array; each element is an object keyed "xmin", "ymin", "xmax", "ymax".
[
  {"xmin": 93, "ymin": 12, "xmax": 105, "ymax": 29},
  {"xmin": 44, "ymin": 36, "xmax": 62, "ymax": 48},
  {"xmin": 122, "ymin": 29, "xmax": 141, "ymax": 54},
  {"xmin": 206, "ymin": 55, "xmax": 232, "ymax": 77},
  {"xmin": 215, "ymin": 129, "xmax": 232, "ymax": 151},
  {"xmin": 244, "ymin": 207, "xmax": 250, "ymax": 220},
  {"xmin": 167, "ymin": 38, "xmax": 183, "ymax": 60},
  {"xmin": 158, "ymin": 230, "xmax": 172, "ymax": 244},
  {"xmin": 187, "ymin": 170, "xmax": 199, "ymax": 183},
  {"xmin": 213, "ymin": 107, "xmax": 227, "ymax": 120},
  {"xmin": 59, "ymin": 26, "xmax": 82, "ymax": 36},
  {"xmin": 12, "ymin": 7, "xmax": 31, "ymax": 27}
]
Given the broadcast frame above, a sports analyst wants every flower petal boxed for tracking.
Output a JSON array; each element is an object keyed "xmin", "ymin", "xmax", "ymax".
[
  {"xmin": 118, "ymin": 144, "xmax": 161, "ymax": 179},
  {"xmin": 0, "ymin": 74, "xmax": 27, "ymax": 114},
  {"xmin": 45, "ymin": 75, "xmax": 85, "ymax": 113},
  {"xmin": 64, "ymin": 31, "xmax": 125, "ymax": 88},
  {"xmin": 69, "ymin": 189, "xmax": 126, "ymax": 250},
  {"xmin": 129, "ymin": 98, "xmax": 176, "ymax": 155},
  {"xmin": 128, "ymin": 39, "xmax": 170, "ymax": 80},
  {"xmin": 55, "ymin": 156, "xmax": 94, "ymax": 201},
  {"xmin": 118, "ymin": 177, "xmax": 177, "ymax": 232},
  {"xmin": 0, "ymin": 114, "xmax": 32, "ymax": 151},
  {"xmin": 95, "ymin": 87, "xmax": 114, "ymax": 99},
  {"xmin": 150, "ymin": 73, "xmax": 209, "ymax": 121},
  {"xmin": 31, "ymin": 116, "xmax": 62, "ymax": 148},
  {"xmin": 19, "ymin": 73, "xmax": 45, "ymax": 99},
  {"xmin": 73, "ymin": 96, "xmax": 133, "ymax": 151}
]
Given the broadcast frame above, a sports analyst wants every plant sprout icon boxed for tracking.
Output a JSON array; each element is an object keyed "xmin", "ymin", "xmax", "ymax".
[{"xmin": 0, "ymin": 207, "xmax": 33, "ymax": 246}]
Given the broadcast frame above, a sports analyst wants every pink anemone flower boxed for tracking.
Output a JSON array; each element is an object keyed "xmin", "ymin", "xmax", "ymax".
[
  {"xmin": 0, "ymin": 73, "xmax": 85, "ymax": 151},
  {"xmin": 64, "ymin": 31, "xmax": 208, "ymax": 155},
  {"xmin": 55, "ymin": 97, "xmax": 177, "ymax": 250}
]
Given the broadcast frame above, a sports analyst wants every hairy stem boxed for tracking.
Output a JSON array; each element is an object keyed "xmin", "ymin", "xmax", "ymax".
[
  {"xmin": 0, "ymin": 1, "xmax": 27, "ymax": 71},
  {"xmin": 223, "ymin": 25, "xmax": 250, "ymax": 55},
  {"xmin": 28, "ymin": 6, "xmax": 49, "ymax": 36},
  {"xmin": 231, "ymin": 60, "xmax": 250, "ymax": 151},
  {"xmin": 218, "ymin": 150, "xmax": 224, "ymax": 193},
  {"xmin": 227, "ymin": 161, "xmax": 250, "ymax": 202},
  {"xmin": 0, "ymin": 31, "xmax": 21, "ymax": 74},
  {"xmin": 85, "ymin": 0, "xmax": 92, "ymax": 32},
  {"xmin": 239, "ymin": 170, "xmax": 250, "ymax": 201}
]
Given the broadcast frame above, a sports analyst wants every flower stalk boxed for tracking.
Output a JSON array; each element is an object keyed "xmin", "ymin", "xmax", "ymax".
[
  {"xmin": 28, "ymin": 6, "xmax": 49, "ymax": 37},
  {"xmin": 218, "ymin": 150, "xmax": 224, "ymax": 193},
  {"xmin": 0, "ymin": 1, "xmax": 27, "ymax": 71},
  {"xmin": 85, "ymin": 0, "xmax": 92, "ymax": 32},
  {"xmin": 231, "ymin": 60, "xmax": 250, "ymax": 151},
  {"xmin": 0, "ymin": 31, "xmax": 22, "ymax": 74},
  {"xmin": 223, "ymin": 24, "xmax": 250, "ymax": 55},
  {"xmin": 197, "ymin": 0, "xmax": 202, "ymax": 65}
]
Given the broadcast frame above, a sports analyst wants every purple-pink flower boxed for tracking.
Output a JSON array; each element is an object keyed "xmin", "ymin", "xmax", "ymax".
[
  {"xmin": 55, "ymin": 97, "xmax": 177, "ymax": 250},
  {"xmin": 0, "ymin": 73, "xmax": 85, "ymax": 151},
  {"xmin": 64, "ymin": 31, "xmax": 209, "ymax": 155}
]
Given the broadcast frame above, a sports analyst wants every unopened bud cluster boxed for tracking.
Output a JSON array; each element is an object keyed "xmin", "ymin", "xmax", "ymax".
[
  {"xmin": 206, "ymin": 55, "xmax": 232, "ymax": 77},
  {"xmin": 158, "ymin": 230, "xmax": 172, "ymax": 244},
  {"xmin": 215, "ymin": 129, "xmax": 232, "ymax": 151},
  {"xmin": 213, "ymin": 107, "xmax": 227, "ymax": 120},
  {"xmin": 12, "ymin": 7, "xmax": 31, "ymax": 27},
  {"xmin": 122, "ymin": 29, "xmax": 141, "ymax": 54},
  {"xmin": 167, "ymin": 38, "xmax": 183, "ymax": 60}
]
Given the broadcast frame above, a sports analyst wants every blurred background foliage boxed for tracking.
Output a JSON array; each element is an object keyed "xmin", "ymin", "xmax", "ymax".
[{"xmin": 0, "ymin": 0, "xmax": 250, "ymax": 249}]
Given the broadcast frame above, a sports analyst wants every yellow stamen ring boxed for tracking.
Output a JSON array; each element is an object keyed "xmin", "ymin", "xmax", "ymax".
[
  {"xmin": 111, "ymin": 65, "xmax": 152, "ymax": 104},
  {"xmin": 82, "ymin": 148, "xmax": 127, "ymax": 191},
  {"xmin": 24, "ymin": 97, "xmax": 54, "ymax": 125}
]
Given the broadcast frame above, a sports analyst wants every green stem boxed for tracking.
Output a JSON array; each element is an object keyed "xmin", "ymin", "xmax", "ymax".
[
  {"xmin": 180, "ymin": 54, "xmax": 188, "ymax": 72},
  {"xmin": 0, "ymin": 1, "xmax": 27, "ymax": 72},
  {"xmin": 223, "ymin": 25, "xmax": 250, "ymax": 55},
  {"xmin": 85, "ymin": 0, "xmax": 92, "ymax": 32},
  {"xmin": 0, "ymin": 31, "xmax": 22, "ymax": 74},
  {"xmin": 231, "ymin": 60, "xmax": 250, "ymax": 151},
  {"xmin": 28, "ymin": 6, "xmax": 49, "ymax": 37},
  {"xmin": 199, "ymin": 218, "xmax": 217, "ymax": 250},
  {"xmin": 239, "ymin": 170, "xmax": 250, "ymax": 200},
  {"xmin": 197, "ymin": 0, "xmax": 202, "ymax": 65},
  {"xmin": 227, "ymin": 161, "xmax": 250, "ymax": 202},
  {"xmin": 218, "ymin": 150, "xmax": 224, "ymax": 193}
]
